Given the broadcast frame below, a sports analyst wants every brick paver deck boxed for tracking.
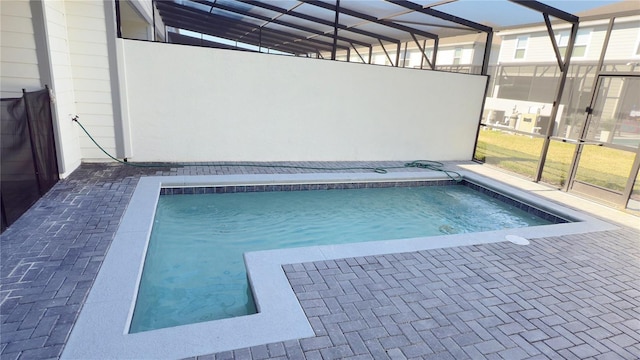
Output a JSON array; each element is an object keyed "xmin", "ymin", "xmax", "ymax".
[{"xmin": 1, "ymin": 163, "xmax": 638, "ymax": 359}]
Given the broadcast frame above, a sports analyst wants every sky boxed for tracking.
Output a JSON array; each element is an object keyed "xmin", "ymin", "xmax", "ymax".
[{"xmin": 431, "ymin": 0, "xmax": 625, "ymax": 27}]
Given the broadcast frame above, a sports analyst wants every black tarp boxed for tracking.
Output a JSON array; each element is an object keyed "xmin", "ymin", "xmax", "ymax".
[{"xmin": 1, "ymin": 88, "xmax": 59, "ymax": 232}]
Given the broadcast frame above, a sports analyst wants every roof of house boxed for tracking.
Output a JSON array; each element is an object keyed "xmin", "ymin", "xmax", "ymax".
[{"xmin": 577, "ymin": 0, "xmax": 640, "ymax": 20}]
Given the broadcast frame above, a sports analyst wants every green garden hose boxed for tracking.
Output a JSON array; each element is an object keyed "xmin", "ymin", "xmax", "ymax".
[{"xmin": 73, "ymin": 117, "xmax": 462, "ymax": 181}]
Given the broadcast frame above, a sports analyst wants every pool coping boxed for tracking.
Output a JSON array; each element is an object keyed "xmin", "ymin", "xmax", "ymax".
[{"xmin": 61, "ymin": 170, "xmax": 617, "ymax": 360}]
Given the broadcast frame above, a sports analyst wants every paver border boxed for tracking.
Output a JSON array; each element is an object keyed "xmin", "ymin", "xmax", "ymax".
[{"xmin": 61, "ymin": 170, "xmax": 616, "ymax": 359}]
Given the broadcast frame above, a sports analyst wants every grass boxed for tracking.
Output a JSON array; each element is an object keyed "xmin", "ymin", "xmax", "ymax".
[{"xmin": 474, "ymin": 128, "xmax": 636, "ymax": 193}]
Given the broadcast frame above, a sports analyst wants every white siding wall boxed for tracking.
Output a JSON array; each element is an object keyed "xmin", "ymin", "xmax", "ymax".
[
  {"xmin": 0, "ymin": 0, "xmax": 41, "ymax": 98},
  {"xmin": 0, "ymin": 0, "xmax": 42, "ymax": 180},
  {"xmin": 498, "ymin": 16, "xmax": 640, "ymax": 65},
  {"xmin": 129, "ymin": 0, "xmax": 153, "ymax": 23},
  {"xmin": 585, "ymin": 25, "xmax": 609, "ymax": 60},
  {"xmin": 120, "ymin": 0, "xmax": 166, "ymax": 40},
  {"xmin": 499, "ymin": 32, "xmax": 559, "ymax": 63},
  {"xmin": 65, "ymin": 1, "xmax": 117, "ymax": 161},
  {"xmin": 123, "ymin": 40, "xmax": 487, "ymax": 162},
  {"xmin": 604, "ymin": 17, "xmax": 640, "ymax": 61},
  {"xmin": 42, "ymin": 0, "xmax": 82, "ymax": 176},
  {"xmin": 436, "ymin": 46, "xmax": 474, "ymax": 65},
  {"xmin": 497, "ymin": 35, "xmax": 517, "ymax": 63},
  {"xmin": 120, "ymin": 1, "xmax": 151, "ymax": 40}
]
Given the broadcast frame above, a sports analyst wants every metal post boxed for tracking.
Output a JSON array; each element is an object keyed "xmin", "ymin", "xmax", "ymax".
[
  {"xmin": 152, "ymin": 0, "xmax": 156, "ymax": 41},
  {"xmin": 351, "ymin": 43, "xmax": 366, "ymax": 63},
  {"xmin": 565, "ymin": 18, "xmax": 615, "ymax": 191},
  {"xmin": 114, "ymin": 0, "xmax": 122, "ymax": 38},
  {"xmin": 534, "ymin": 20, "xmax": 578, "ymax": 182},
  {"xmin": 368, "ymin": 46, "xmax": 372, "ymax": 64},
  {"xmin": 481, "ymin": 30, "xmax": 493, "ymax": 75},
  {"xmin": 402, "ymin": 42, "xmax": 408, "ymax": 68},
  {"xmin": 472, "ymin": 78, "xmax": 493, "ymax": 161},
  {"xmin": 420, "ymin": 40, "xmax": 426, "ymax": 69},
  {"xmin": 395, "ymin": 42, "xmax": 401, "ymax": 67},
  {"xmin": 432, "ymin": 38, "xmax": 439, "ymax": 70},
  {"xmin": 379, "ymin": 40, "xmax": 394, "ymax": 66},
  {"xmin": 621, "ymin": 147, "xmax": 640, "ymax": 208},
  {"xmin": 412, "ymin": 34, "xmax": 433, "ymax": 70},
  {"xmin": 544, "ymin": 13, "xmax": 565, "ymax": 70},
  {"xmin": 331, "ymin": 0, "xmax": 340, "ymax": 60}
]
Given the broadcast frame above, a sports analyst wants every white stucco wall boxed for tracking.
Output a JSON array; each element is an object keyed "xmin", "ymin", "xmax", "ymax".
[{"xmin": 122, "ymin": 40, "xmax": 487, "ymax": 162}]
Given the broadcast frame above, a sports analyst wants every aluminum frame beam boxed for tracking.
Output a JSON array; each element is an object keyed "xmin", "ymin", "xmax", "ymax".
[
  {"xmin": 158, "ymin": 9, "xmax": 330, "ymax": 54},
  {"xmin": 240, "ymin": 0, "xmax": 400, "ymax": 44},
  {"xmin": 385, "ymin": 0, "xmax": 492, "ymax": 74},
  {"xmin": 385, "ymin": 0, "xmax": 492, "ymax": 33},
  {"xmin": 192, "ymin": 0, "xmax": 360, "ymax": 48},
  {"xmin": 303, "ymin": 0, "xmax": 439, "ymax": 40},
  {"xmin": 332, "ymin": 0, "xmax": 341, "ymax": 60},
  {"xmin": 533, "ymin": 23, "xmax": 579, "ymax": 182},
  {"xmin": 161, "ymin": 22, "xmax": 312, "ymax": 55},
  {"xmin": 410, "ymin": 33, "xmax": 433, "ymax": 69},
  {"xmin": 157, "ymin": 1, "xmax": 349, "ymax": 54},
  {"xmin": 481, "ymin": 31, "xmax": 493, "ymax": 75},
  {"xmin": 193, "ymin": 0, "xmax": 371, "ymax": 48},
  {"xmin": 509, "ymin": 0, "xmax": 579, "ymax": 24},
  {"xmin": 544, "ymin": 13, "xmax": 567, "ymax": 70},
  {"xmin": 565, "ymin": 18, "xmax": 615, "ymax": 192}
]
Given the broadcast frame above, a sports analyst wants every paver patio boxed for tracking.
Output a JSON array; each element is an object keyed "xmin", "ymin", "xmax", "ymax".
[{"xmin": 1, "ymin": 162, "xmax": 638, "ymax": 359}]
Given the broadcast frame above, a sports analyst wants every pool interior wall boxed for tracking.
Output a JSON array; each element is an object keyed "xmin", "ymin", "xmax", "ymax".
[
  {"xmin": 61, "ymin": 171, "xmax": 617, "ymax": 360},
  {"xmin": 158, "ymin": 179, "xmax": 570, "ymax": 225},
  {"xmin": 132, "ymin": 179, "xmax": 566, "ymax": 333}
]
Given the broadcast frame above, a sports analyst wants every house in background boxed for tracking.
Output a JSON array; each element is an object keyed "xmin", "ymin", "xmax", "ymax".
[
  {"xmin": 476, "ymin": 0, "xmax": 639, "ymax": 209},
  {"xmin": 332, "ymin": 33, "xmax": 500, "ymax": 75},
  {"xmin": 484, "ymin": 1, "xmax": 640, "ymax": 140}
]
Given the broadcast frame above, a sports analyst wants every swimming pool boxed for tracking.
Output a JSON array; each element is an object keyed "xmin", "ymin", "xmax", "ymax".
[
  {"xmin": 62, "ymin": 171, "xmax": 615, "ymax": 360},
  {"xmin": 131, "ymin": 180, "xmax": 566, "ymax": 333},
  {"xmin": 130, "ymin": 180, "xmax": 565, "ymax": 332}
]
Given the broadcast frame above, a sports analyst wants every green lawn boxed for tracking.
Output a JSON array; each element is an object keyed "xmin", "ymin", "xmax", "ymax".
[{"xmin": 474, "ymin": 128, "xmax": 637, "ymax": 193}]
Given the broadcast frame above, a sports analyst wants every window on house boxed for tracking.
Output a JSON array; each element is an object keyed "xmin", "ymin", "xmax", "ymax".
[
  {"xmin": 413, "ymin": 49, "xmax": 433, "ymax": 68},
  {"xmin": 515, "ymin": 36, "xmax": 528, "ymax": 59},
  {"xmin": 556, "ymin": 29, "xmax": 590, "ymax": 58},
  {"xmin": 399, "ymin": 47, "xmax": 412, "ymax": 67},
  {"xmin": 453, "ymin": 47, "xmax": 462, "ymax": 65}
]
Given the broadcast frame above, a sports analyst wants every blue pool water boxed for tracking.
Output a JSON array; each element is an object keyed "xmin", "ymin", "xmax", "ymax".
[{"xmin": 130, "ymin": 184, "xmax": 553, "ymax": 333}]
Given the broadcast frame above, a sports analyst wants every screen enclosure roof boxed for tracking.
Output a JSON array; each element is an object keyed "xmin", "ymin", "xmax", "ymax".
[{"xmin": 155, "ymin": 0, "xmax": 612, "ymax": 56}]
